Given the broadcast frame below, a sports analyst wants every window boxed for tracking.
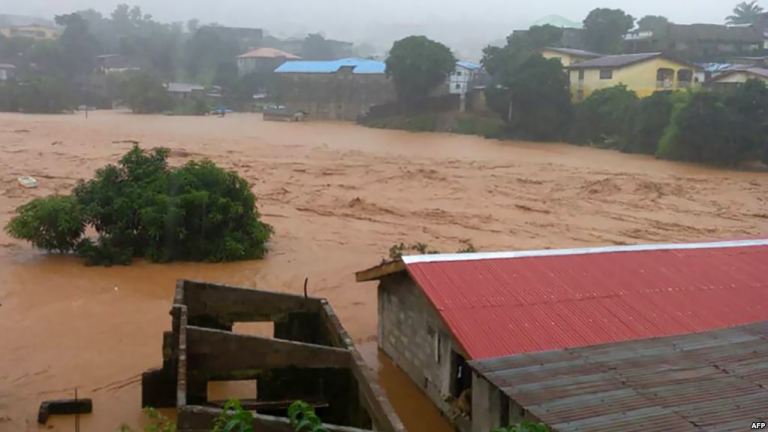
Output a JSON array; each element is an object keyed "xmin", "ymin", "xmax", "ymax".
[
  {"xmin": 456, "ymin": 70, "xmax": 462, "ymax": 76},
  {"xmin": 600, "ymin": 69, "xmax": 613, "ymax": 80},
  {"xmin": 578, "ymin": 70, "xmax": 585, "ymax": 80},
  {"xmin": 455, "ymin": 83, "xmax": 462, "ymax": 90}
]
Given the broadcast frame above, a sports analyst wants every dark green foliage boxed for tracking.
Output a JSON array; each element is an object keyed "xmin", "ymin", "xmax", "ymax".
[
  {"xmin": 288, "ymin": 401, "xmax": 326, "ymax": 432},
  {"xmin": 503, "ymin": 55, "xmax": 572, "ymax": 140},
  {"xmin": 386, "ymin": 36, "xmax": 457, "ymax": 102},
  {"xmin": 570, "ymin": 85, "xmax": 638, "ymax": 147},
  {"xmin": 184, "ymin": 26, "xmax": 240, "ymax": 83},
  {"xmin": 54, "ymin": 13, "xmax": 101, "ymax": 79},
  {"xmin": 583, "ymin": 8, "xmax": 635, "ymax": 54},
  {"xmin": 637, "ymin": 15, "xmax": 671, "ymax": 32},
  {"xmin": 624, "ymin": 91, "xmax": 675, "ymax": 154},
  {"xmin": 482, "ymin": 25, "xmax": 563, "ymax": 79},
  {"xmin": 657, "ymin": 92, "xmax": 736, "ymax": 164},
  {"xmin": 213, "ymin": 399, "xmax": 253, "ymax": 432},
  {"xmin": 170, "ymin": 97, "xmax": 210, "ymax": 116},
  {"xmin": 727, "ymin": 1, "xmax": 765, "ymax": 25},
  {"xmin": 724, "ymin": 79, "xmax": 768, "ymax": 163},
  {"xmin": 0, "ymin": 77, "xmax": 74, "ymax": 113},
  {"xmin": 7, "ymin": 146, "xmax": 271, "ymax": 266},
  {"xmin": 5, "ymin": 196, "xmax": 85, "ymax": 253},
  {"xmin": 492, "ymin": 422, "xmax": 550, "ymax": 432},
  {"xmin": 118, "ymin": 72, "xmax": 172, "ymax": 113}
]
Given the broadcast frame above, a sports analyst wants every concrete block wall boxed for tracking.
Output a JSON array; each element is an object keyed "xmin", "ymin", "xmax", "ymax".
[{"xmin": 378, "ymin": 273, "xmax": 469, "ymax": 432}]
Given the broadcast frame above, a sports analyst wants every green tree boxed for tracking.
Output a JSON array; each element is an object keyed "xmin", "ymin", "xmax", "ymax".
[
  {"xmin": 54, "ymin": 13, "xmax": 101, "ymax": 79},
  {"xmin": 637, "ymin": 15, "xmax": 670, "ymax": 32},
  {"xmin": 385, "ymin": 36, "xmax": 456, "ymax": 102},
  {"xmin": 727, "ymin": 1, "xmax": 765, "ymax": 24},
  {"xmin": 493, "ymin": 55, "xmax": 572, "ymax": 140},
  {"xmin": 300, "ymin": 33, "xmax": 336, "ymax": 60},
  {"xmin": 724, "ymin": 78, "xmax": 768, "ymax": 162},
  {"xmin": 570, "ymin": 85, "xmax": 638, "ymax": 147},
  {"xmin": 482, "ymin": 25, "xmax": 563, "ymax": 78},
  {"xmin": 624, "ymin": 91, "xmax": 675, "ymax": 154},
  {"xmin": 119, "ymin": 72, "xmax": 172, "ymax": 113},
  {"xmin": 184, "ymin": 27, "xmax": 240, "ymax": 83},
  {"xmin": 583, "ymin": 8, "xmax": 635, "ymax": 54},
  {"xmin": 6, "ymin": 146, "xmax": 273, "ymax": 266}
]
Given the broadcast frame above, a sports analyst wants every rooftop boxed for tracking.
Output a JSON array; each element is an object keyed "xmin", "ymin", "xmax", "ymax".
[
  {"xmin": 456, "ymin": 60, "xmax": 481, "ymax": 70},
  {"xmin": 566, "ymin": 52, "xmax": 663, "ymax": 69},
  {"xmin": 275, "ymin": 58, "xmax": 386, "ymax": 74},
  {"xmin": 238, "ymin": 47, "xmax": 300, "ymax": 60},
  {"xmin": 358, "ymin": 239, "xmax": 768, "ymax": 360},
  {"xmin": 165, "ymin": 82, "xmax": 205, "ymax": 93},
  {"xmin": 542, "ymin": 47, "xmax": 602, "ymax": 58},
  {"xmin": 532, "ymin": 14, "xmax": 583, "ymax": 29},
  {"xmin": 714, "ymin": 66, "xmax": 768, "ymax": 80},
  {"xmin": 471, "ymin": 321, "xmax": 768, "ymax": 432}
]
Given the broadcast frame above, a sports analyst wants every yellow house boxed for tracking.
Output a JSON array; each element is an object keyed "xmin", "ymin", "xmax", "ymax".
[
  {"xmin": 539, "ymin": 47, "xmax": 602, "ymax": 66},
  {"xmin": 566, "ymin": 52, "xmax": 703, "ymax": 101},
  {"xmin": 0, "ymin": 25, "xmax": 60, "ymax": 40}
]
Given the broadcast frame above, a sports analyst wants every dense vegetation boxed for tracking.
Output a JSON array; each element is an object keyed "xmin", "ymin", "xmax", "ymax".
[
  {"xmin": 5, "ymin": 146, "xmax": 272, "ymax": 266},
  {"xmin": 386, "ymin": 36, "xmax": 457, "ymax": 102}
]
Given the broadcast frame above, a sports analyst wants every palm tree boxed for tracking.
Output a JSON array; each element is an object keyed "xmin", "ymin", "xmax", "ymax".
[{"xmin": 727, "ymin": 1, "xmax": 765, "ymax": 25}]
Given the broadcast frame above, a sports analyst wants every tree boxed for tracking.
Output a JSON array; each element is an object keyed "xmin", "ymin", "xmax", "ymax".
[
  {"xmin": 637, "ymin": 15, "xmax": 670, "ymax": 32},
  {"xmin": 482, "ymin": 25, "xmax": 563, "ymax": 78},
  {"xmin": 184, "ymin": 26, "xmax": 240, "ymax": 82},
  {"xmin": 118, "ymin": 72, "xmax": 172, "ymax": 113},
  {"xmin": 583, "ymin": 8, "xmax": 635, "ymax": 54},
  {"xmin": 570, "ymin": 85, "xmax": 638, "ymax": 147},
  {"xmin": 727, "ymin": 1, "xmax": 765, "ymax": 24},
  {"xmin": 54, "ymin": 13, "xmax": 101, "ymax": 79},
  {"xmin": 300, "ymin": 33, "xmax": 336, "ymax": 60},
  {"xmin": 7, "ymin": 146, "xmax": 273, "ymax": 266},
  {"xmin": 495, "ymin": 55, "xmax": 573, "ymax": 140},
  {"xmin": 385, "ymin": 36, "xmax": 456, "ymax": 102},
  {"xmin": 624, "ymin": 91, "xmax": 675, "ymax": 154},
  {"xmin": 724, "ymin": 78, "xmax": 768, "ymax": 162}
]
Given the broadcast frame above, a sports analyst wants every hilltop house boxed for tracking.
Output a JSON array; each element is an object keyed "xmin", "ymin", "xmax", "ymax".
[
  {"xmin": 565, "ymin": 52, "xmax": 703, "ymax": 100},
  {"xmin": 447, "ymin": 61, "xmax": 482, "ymax": 95},
  {"xmin": 356, "ymin": 239, "xmax": 768, "ymax": 432},
  {"xmin": 539, "ymin": 47, "xmax": 602, "ymax": 66},
  {"xmin": 96, "ymin": 54, "xmax": 141, "ymax": 75},
  {"xmin": 165, "ymin": 82, "xmax": 206, "ymax": 99},
  {"xmin": 0, "ymin": 24, "xmax": 59, "ymax": 40},
  {"xmin": 273, "ymin": 58, "xmax": 394, "ymax": 120},
  {"xmin": 237, "ymin": 47, "xmax": 300, "ymax": 75},
  {"xmin": 624, "ymin": 23, "xmax": 763, "ymax": 61}
]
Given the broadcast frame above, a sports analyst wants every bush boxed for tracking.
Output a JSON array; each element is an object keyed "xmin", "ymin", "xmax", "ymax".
[
  {"xmin": 288, "ymin": 401, "xmax": 326, "ymax": 432},
  {"xmin": 0, "ymin": 77, "xmax": 74, "ymax": 113},
  {"xmin": 657, "ymin": 92, "xmax": 738, "ymax": 165},
  {"xmin": 5, "ymin": 195, "xmax": 85, "ymax": 252},
  {"xmin": 214, "ymin": 399, "xmax": 253, "ymax": 432},
  {"xmin": 170, "ymin": 96, "xmax": 210, "ymax": 116},
  {"xmin": 6, "ymin": 146, "xmax": 272, "ymax": 266},
  {"xmin": 570, "ymin": 85, "xmax": 638, "ymax": 147}
]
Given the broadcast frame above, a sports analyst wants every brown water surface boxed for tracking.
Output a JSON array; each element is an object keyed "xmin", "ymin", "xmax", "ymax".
[{"xmin": 1, "ymin": 111, "xmax": 766, "ymax": 431}]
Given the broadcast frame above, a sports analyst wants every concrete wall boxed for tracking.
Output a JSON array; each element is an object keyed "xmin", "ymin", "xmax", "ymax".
[
  {"xmin": 378, "ymin": 273, "xmax": 470, "ymax": 432},
  {"xmin": 274, "ymin": 69, "xmax": 396, "ymax": 121}
]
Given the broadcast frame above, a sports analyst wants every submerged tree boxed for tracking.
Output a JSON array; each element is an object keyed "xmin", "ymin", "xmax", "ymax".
[
  {"xmin": 385, "ymin": 36, "xmax": 456, "ymax": 102},
  {"xmin": 6, "ymin": 146, "xmax": 272, "ymax": 266}
]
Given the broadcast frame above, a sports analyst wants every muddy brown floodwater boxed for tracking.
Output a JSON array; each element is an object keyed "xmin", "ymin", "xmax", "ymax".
[{"xmin": 0, "ymin": 111, "xmax": 766, "ymax": 431}]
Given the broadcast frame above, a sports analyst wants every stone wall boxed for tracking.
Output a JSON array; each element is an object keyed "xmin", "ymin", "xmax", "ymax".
[
  {"xmin": 378, "ymin": 273, "xmax": 470, "ymax": 432},
  {"xmin": 274, "ymin": 69, "xmax": 396, "ymax": 121}
]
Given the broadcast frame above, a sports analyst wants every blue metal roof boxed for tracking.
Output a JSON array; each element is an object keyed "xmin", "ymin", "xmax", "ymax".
[
  {"xmin": 275, "ymin": 58, "xmax": 386, "ymax": 74},
  {"xmin": 457, "ymin": 60, "xmax": 481, "ymax": 70}
]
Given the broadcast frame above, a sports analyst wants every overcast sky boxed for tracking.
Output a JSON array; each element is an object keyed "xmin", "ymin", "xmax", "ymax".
[{"xmin": 1, "ymin": 1, "xmax": 741, "ymax": 57}]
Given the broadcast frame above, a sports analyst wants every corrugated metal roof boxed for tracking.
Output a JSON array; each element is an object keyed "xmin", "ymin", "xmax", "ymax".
[
  {"xmin": 238, "ymin": 47, "xmax": 300, "ymax": 59},
  {"xmin": 542, "ymin": 47, "xmax": 602, "ymax": 58},
  {"xmin": 457, "ymin": 61, "xmax": 481, "ymax": 70},
  {"xmin": 470, "ymin": 321, "xmax": 768, "ymax": 432},
  {"xmin": 402, "ymin": 239, "xmax": 768, "ymax": 360},
  {"xmin": 274, "ymin": 58, "xmax": 386, "ymax": 74},
  {"xmin": 566, "ymin": 52, "xmax": 663, "ymax": 69}
]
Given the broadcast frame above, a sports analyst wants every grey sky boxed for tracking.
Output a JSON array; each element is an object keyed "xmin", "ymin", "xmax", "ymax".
[{"xmin": 2, "ymin": 1, "xmax": 742, "ymax": 57}]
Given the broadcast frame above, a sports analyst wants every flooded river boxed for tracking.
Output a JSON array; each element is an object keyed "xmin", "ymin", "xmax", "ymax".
[{"xmin": 1, "ymin": 111, "xmax": 766, "ymax": 431}]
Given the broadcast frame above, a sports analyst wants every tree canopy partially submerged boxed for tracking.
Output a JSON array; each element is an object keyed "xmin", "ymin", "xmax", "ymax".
[{"xmin": 5, "ymin": 146, "xmax": 272, "ymax": 265}]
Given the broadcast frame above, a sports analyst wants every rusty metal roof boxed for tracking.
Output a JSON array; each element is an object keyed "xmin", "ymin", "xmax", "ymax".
[
  {"xmin": 400, "ymin": 239, "xmax": 768, "ymax": 360},
  {"xmin": 470, "ymin": 321, "xmax": 768, "ymax": 432}
]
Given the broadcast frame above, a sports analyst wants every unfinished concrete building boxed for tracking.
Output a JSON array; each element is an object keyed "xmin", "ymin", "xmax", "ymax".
[{"xmin": 142, "ymin": 280, "xmax": 404, "ymax": 432}]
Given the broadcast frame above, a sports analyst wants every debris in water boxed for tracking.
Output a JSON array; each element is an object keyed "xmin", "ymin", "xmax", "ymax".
[{"xmin": 17, "ymin": 176, "xmax": 38, "ymax": 188}]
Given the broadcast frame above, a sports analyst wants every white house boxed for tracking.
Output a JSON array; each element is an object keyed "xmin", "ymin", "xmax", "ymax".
[
  {"xmin": 448, "ymin": 61, "xmax": 482, "ymax": 95},
  {"xmin": 0, "ymin": 64, "xmax": 15, "ymax": 81}
]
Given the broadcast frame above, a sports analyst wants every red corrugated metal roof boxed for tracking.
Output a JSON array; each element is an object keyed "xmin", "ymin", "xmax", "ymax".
[{"xmin": 403, "ymin": 240, "xmax": 768, "ymax": 360}]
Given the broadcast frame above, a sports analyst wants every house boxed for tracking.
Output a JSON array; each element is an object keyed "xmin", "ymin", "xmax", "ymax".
[
  {"xmin": 237, "ymin": 47, "xmax": 300, "ymax": 75},
  {"xmin": 539, "ymin": 47, "xmax": 602, "ymax": 66},
  {"xmin": 448, "ymin": 61, "xmax": 482, "ymax": 95},
  {"xmin": 566, "ymin": 52, "xmax": 704, "ymax": 100},
  {"xmin": 0, "ymin": 63, "xmax": 15, "ymax": 81},
  {"xmin": 273, "ymin": 58, "xmax": 395, "ymax": 121},
  {"xmin": 0, "ymin": 24, "xmax": 59, "ymax": 40},
  {"xmin": 624, "ymin": 23, "xmax": 763, "ymax": 61},
  {"xmin": 470, "ymin": 321, "xmax": 768, "ymax": 432},
  {"xmin": 95, "ymin": 54, "xmax": 140, "ymax": 75},
  {"xmin": 165, "ymin": 82, "xmax": 206, "ymax": 99},
  {"xmin": 711, "ymin": 66, "xmax": 768, "ymax": 88},
  {"xmin": 203, "ymin": 25, "xmax": 263, "ymax": 49},
  {"xmin": 356, "ymin": 238, "xmax": 768, "ymax": 432}
]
